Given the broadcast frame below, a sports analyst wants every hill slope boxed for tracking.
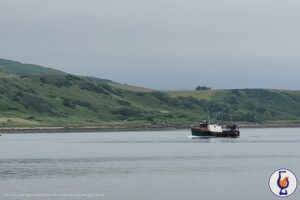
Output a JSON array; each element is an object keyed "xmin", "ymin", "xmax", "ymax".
[
  {"xmin": 0, "ymin": 59, "xmax": 300, "ymax": 128},
  {"xmin": 168, "ymin": 89, "xmax": 300, "ymax": 123},
  {"xmin": 0, "ymin": 74, "xmax": 204, "ymax": 127},
  {"xmin": 0, "ymin": 58, "xmax": 66, "ymax": 75}
]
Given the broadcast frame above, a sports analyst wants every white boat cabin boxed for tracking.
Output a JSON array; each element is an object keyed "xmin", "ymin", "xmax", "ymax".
[{"xmin": 208, "ymin": 124, "xmax": 223, "ymax": 133}]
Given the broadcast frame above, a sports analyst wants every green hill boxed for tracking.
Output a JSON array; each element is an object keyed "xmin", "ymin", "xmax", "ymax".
[
  {"xmin": 0, "ymin": 58, "xmax": 300, "ymax": 128},
  {"xmin": 0, "ymin": 74, "xmax": 207, "ymax": 127},
  {"xmin": 0, "ymin": 58, "xmax": 66, "ymax": 75}
]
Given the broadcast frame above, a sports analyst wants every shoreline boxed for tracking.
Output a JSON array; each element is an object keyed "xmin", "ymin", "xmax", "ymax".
[
  {"xmin": 0, "ymin": 125, "xmax": 181, "ymax": 134},
  {"xmin": 1, "ymin": 124, "xmax": 300, "ymax": 134}
]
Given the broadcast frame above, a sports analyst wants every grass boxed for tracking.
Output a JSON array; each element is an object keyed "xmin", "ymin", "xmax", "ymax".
[
  {"xmin": 109, "ymin": 83, "xmax": 153, "ymax": 92},
  {"xmin": 167, "ymin": 90, "xmax": 226, "ymax": 100},
  {"xmin": 0, "ymin": 117, "xmax": 40, "ymax": 127}
]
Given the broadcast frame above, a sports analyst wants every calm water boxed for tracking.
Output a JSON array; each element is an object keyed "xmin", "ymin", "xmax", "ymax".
[{"xmin": 0, "ymin": 128, "xmax": 300, "ymax": 200}]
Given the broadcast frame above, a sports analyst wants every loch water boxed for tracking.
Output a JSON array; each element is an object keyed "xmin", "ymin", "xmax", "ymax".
[{"xmin": 0, "ymin": 128, "xmax": 299, "ymax": 200}]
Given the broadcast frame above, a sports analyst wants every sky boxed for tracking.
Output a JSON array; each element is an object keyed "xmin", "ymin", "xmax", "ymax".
[{"xmin": 0, "ymin": 0, "xmax": 300, "ymax": 90}]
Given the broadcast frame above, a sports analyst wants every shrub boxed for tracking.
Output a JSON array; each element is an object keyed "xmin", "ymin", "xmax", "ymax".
[
  {"xmin": 151, "ymin": 91, "xmax": 178, "ymax": 106},
  {"xmin": 111, "ymin": 107, "xmax": 142, "ymax": 118},
  {"xmin": 117, "ymin": 99, "xmax": 131, "ymax": 106},
  {"xmin": 136, "ymin": 92, "xmax": 147, "ymax": 96},
  {"xmin": 39, "ymin": 76, "xmax": 73, "ymax": 88},
  {"xmin": 18, "ymin": 93, "xmax": 53, "ymax": 113},
  {"xmin": 62, "ymin": 98, "xmax": 97, "ymax": 111},
  {"xmin": 63, "ymin": 98, "xmax": 75, "ymax": 108},
  {"xmin": 79, "ymin": 82, "xmax": 109, "ymax": 95},
  {"xmin": 231, "ymin": 89, "xmax": 241, "ymax": 96}
]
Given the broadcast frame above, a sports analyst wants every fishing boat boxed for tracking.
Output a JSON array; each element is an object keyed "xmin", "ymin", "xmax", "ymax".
[{"xmin": 191, "ymin": 121, "xmax": 240, "ymax": 138}]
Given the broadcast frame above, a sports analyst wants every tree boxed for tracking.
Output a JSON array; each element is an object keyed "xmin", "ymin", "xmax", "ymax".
[{"xmin": 195, "ymin": 86, "xmax": 211, "ymax": 91}]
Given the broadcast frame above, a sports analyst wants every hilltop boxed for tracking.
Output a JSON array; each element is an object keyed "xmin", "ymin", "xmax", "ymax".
[
  {"xmin": 0, "ymin": 58, "xmax": 300, "ymax": 129},
  {"xmin": 0, "ymin": 59, "xmax": 66, "ymax": 76}
]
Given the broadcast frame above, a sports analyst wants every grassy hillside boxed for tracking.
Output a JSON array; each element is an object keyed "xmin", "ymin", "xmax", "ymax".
[
  {"xmin": 0, "ymin": 74, "xmax": 209, "ymax": 127},
  {"xmin": 0, "ymin": 58, "xmax": 300, "ymax": 128},
  {"xmin": 0, "ymin": 59, "xmax": 66, "ymax": 75},
  {"xmin": 169, "ymin": 89, "xmax": 300, "ymax": 124}
]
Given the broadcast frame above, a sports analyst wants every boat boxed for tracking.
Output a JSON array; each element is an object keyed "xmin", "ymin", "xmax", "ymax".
[{"xmin": 191, "ymin": 121, "xmax": 240, "ymax": 138}]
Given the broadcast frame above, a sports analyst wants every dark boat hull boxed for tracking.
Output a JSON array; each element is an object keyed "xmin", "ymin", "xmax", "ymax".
[
  {"xmin": 191, "ymin": 128, "xmax": 239, "ymax": 138},
  {"xmin": 191, "ymin": 129, "xmax": 213, "ymax": 137}
]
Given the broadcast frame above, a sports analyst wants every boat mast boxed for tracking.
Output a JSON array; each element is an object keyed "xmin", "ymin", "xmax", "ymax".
[
  {"xmin": 207, "ymin": 108, "xmax": 210, "ymax": 124},
  {"xmin": 214, "ymin": 107, "xmax": 227, "ymax": 124}
]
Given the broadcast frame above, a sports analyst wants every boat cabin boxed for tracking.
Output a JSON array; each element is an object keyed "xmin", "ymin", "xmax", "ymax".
[
  {"xmin": 222, "ymin": 124, "xmax": 239, "ymax": 132},
  {"xmin": 199, "ymin": 122, "xmax": 208, "ymax": 128}
]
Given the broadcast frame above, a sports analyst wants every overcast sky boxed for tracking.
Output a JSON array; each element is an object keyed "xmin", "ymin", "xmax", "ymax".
[{"xmin": 1, "ymin": 0, "xmax": 300, "ymax": 90}]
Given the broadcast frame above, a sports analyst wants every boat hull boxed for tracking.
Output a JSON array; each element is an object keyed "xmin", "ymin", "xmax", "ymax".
[
  {"xmin": 191, "ymin": 129, "xmax": 213, "ymax": 137},
  {"xmin": 191, "ymin": 128, "xmax": 239, "ymax": 138}
]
